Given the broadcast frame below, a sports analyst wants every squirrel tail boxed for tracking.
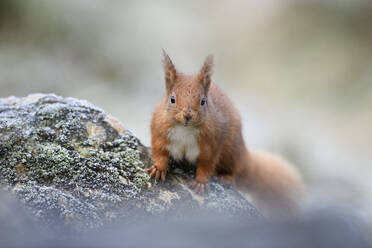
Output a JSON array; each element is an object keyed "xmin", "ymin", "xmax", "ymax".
[{"xmin": 235, "ymin": 150, "xmax": 304, "ymax": 217}]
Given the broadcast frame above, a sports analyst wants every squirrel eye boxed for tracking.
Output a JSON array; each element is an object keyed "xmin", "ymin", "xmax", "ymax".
[
  {"xmin": 170, "ymin": 96, "xmax": 176, "ymax": 104},
  {"xmin": 201, "ymin": 97, "xmax": 206, "ymax": 106}
]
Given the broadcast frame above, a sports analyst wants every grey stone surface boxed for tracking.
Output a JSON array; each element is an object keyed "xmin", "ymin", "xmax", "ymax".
[{"xmin": 0, "ymin": 93, "xmax": 260, "ymax": 230}]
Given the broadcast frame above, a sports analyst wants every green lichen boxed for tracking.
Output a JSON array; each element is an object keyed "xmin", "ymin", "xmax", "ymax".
[{"xmin": 0, "ymin": 94, "xmax": 151, "ymax": 229}]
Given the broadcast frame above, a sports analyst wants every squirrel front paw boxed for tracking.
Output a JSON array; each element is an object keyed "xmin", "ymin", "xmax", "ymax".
[
  {"xmin": 187, "ymin": 180, "xmax": 209, "ymax": 195},
  {"xmin": 214, "ymin": 175, "xmax": 234, "ymax": 188},
  {"xmin": 147, "ymin": 165, "xmax": 167, "ymax": 181}
]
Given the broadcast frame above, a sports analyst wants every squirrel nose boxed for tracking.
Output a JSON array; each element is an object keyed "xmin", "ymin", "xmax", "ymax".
[{"xmin": 184, "ymin": 114, "xmax": 192, "ymax": 122}]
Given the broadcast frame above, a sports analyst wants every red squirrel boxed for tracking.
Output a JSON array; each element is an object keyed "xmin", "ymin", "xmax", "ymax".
[{"xmin": 148, "ymin": 51, "xmax": 303, "ymax": 216}]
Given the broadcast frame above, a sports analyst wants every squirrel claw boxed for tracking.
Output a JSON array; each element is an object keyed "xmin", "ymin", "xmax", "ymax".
[
  {"xmin": 214, "ymin": 175, "xmax": 234, "ymax": 187},
  {"xmin": 147, "ymin": 165, "xmax": 166, "ymax": 181},
  {"xmin": 187, "ymin": 180, "xmax": 209, "ymax": 195}
]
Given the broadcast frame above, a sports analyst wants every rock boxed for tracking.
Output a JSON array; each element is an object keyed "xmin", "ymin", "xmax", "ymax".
[{"xmin": 0, "ymin": 93, "xmax": 260, "ymax": 230}]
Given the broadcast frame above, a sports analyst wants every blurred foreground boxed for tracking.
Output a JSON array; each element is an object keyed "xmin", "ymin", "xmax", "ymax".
[{"xmin": 0, "ymin": 191, "xmax": 370, "ymax": 248}]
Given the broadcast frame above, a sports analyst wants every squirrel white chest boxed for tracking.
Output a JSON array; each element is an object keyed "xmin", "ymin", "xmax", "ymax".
[{"xmin": 167, "ymin": 125, "xmax": 200, "ymax": 163}]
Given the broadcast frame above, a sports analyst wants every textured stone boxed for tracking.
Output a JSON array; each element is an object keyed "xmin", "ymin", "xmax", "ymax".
[{"xmin": 0, "ymin": 93, "xmax": 260, "ymax": 230}]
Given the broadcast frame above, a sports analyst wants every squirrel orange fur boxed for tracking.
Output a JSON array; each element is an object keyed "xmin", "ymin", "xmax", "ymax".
[{"xmin": 148, "ymin": 51, "xmax": 304, "ymax": 216}]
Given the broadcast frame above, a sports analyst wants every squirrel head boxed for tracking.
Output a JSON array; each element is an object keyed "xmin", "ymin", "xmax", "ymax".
[{"xmin": 162, "ymin": 50, "xmax": 214, "ymax": 127}]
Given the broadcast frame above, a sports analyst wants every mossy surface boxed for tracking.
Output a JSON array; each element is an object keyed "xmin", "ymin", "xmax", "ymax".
[
  {"xmin": 0, "ymin": 94, "xmax": 151, "ymax": 229},
  {"xmin": 0, "ymin": 94, "xmax": 260, "ymax": 230}
]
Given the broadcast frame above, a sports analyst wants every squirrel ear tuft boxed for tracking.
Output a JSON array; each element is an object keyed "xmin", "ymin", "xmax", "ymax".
[
  {"xmin": 162, "ymin": 49, "xmax": 177, "ymax": 92},
  {"xmin": 199, "ymin": 54, "xmax": 214, "ymax": 92}
]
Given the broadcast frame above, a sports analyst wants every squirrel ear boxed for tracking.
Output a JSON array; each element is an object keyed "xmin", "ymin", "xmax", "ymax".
[
  {"xmin": 199, "ymin": 54, "xmax": 214, "ymax": 92},
  {"xmin": 162, "ymin": 49, "xmax": 177, "ymax": 92}
]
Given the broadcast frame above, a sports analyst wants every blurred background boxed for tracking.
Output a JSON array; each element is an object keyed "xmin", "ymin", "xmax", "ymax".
[{"xmin": 0, "ymin": 0, "xmax": 371, "ymax": 222}]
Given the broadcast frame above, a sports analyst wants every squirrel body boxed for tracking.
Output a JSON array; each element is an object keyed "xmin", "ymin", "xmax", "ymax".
[{"xmin": 148, "ymin": 52, "xmax": 303, "ymax": 216}]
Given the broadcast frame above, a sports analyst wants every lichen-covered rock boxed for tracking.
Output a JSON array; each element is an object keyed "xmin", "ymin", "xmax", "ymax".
[{"xmin": 0, "ymin": 94, "xmax": 260, "ymax": 230}]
